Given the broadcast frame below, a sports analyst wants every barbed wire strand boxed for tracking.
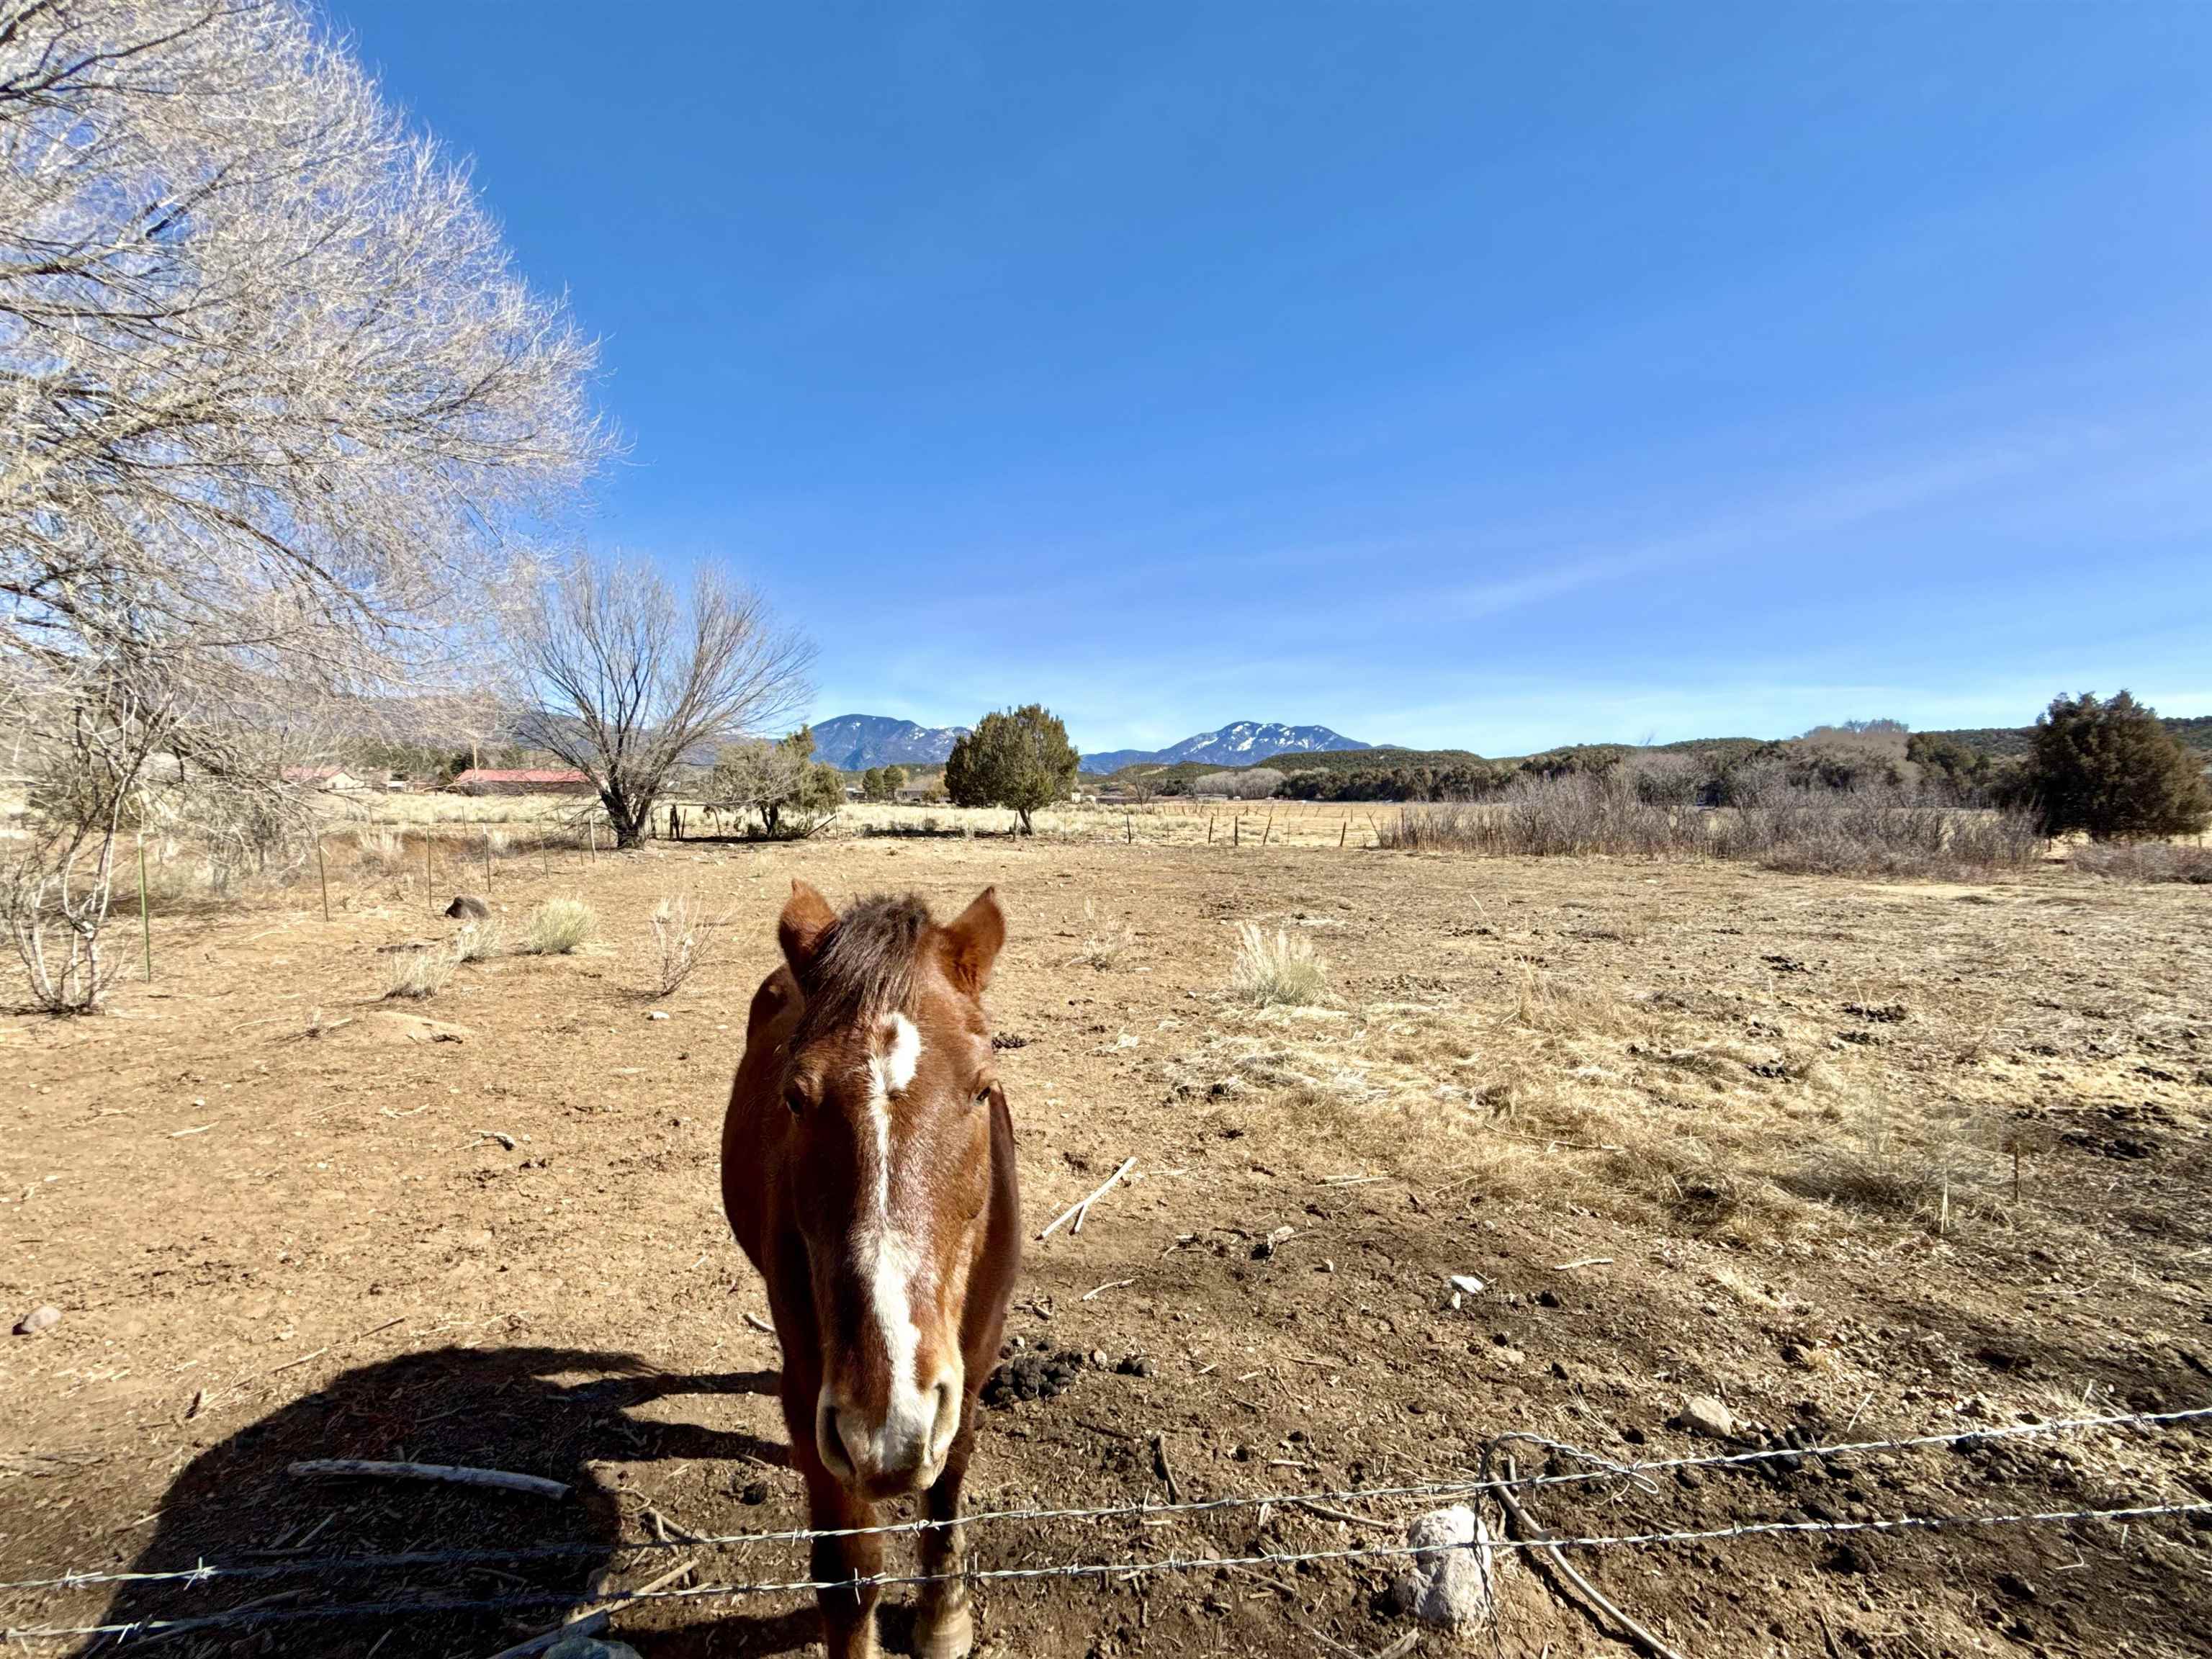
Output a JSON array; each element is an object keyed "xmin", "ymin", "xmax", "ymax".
[
  {"xmin": 6, "ymin": 1399, "xmax": 2203, "ymax": 1596},
  {"xmin": 7, "ymin": 1496, "xmax": 2208, "ymax": 1644}
]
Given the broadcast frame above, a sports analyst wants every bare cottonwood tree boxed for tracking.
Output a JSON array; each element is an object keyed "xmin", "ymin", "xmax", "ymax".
[
  {"xmin": 507, "ymin": 557, "xmax": 814, "ymax": 848},
  {"xmin": 0, "ymin": 0, "xmax": 604, "ymax": 1008}
]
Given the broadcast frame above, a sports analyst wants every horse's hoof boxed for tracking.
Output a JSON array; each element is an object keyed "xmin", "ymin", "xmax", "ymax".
[{"xmin": 918, "ymin": 1602, "xmax": 974, "ymax": 1659}]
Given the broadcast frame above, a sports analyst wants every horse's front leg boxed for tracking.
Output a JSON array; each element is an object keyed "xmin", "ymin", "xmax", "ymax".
[
  {"xmin": 804, "ymin": 1464, "xmax": 884, "ymax": 1659},
  {"xmin": 915, "ymin": 1412, "xmax": 978, "ymax": 1659}
]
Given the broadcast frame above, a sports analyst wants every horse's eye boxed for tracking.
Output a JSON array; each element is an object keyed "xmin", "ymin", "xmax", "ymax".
[
  {"xmin": 786, "ymin": 1088, "xmax": 806, "ymax": 1117},
  {"xmin": 973, "ymin": 1085, "xmax": 993, "ymax": 1108}
]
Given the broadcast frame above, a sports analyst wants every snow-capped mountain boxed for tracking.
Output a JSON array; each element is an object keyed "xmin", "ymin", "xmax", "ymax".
[
  {"xmin": 1079, "ymin": 721, "xmax": 1370, "ymax": 775},
  {"xmin": 809, "ymin": 714, "xmax": 971, "ymax": 770}
]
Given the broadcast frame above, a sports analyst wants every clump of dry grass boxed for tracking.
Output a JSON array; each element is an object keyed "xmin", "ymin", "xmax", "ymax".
[
  {"xmin": 382, "ymin": 944, "xmax": 457, "ymax": 1000},
  {"xmin": 648, "ymin": 894, "xmax": 721, "ymax": 994},
  {"xmin": 1229, "ymin": 923, "xmax": 1328, "ymax": 1007},
  {"xmin": 1071, "ymin": 899, "xmax": 1135, "ymax": 970},
  {"xmin": 517, "ymin": 897, "xmax": 595, "ymax": 956},
  {"xmin": 455, "ymin": 920, "xmax": 505, "ymax": 963},
  {"xmin": 351, "ymin": 827, "xmax": 409, "ymax": 875},
  {"xmin": 2071, "ymin": 842, "xmax": 2212, "ymax": 884}
]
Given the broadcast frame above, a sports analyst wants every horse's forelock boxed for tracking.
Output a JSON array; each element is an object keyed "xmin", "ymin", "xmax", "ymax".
[{"xmin": 793, "ymin": 893, "xmax": 934, "ymax": 1040}]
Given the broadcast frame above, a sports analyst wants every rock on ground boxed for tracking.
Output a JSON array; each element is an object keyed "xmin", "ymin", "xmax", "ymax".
[
  {"xmin": 12, "ymin": 1305, "xmax": 60, "ymax": 1336},
  {"xmin": 444, "ymin": 894, "xmax": 491, "ymax": 920},
  {"xmin": 1681, "ymin": 1394, "xmax": 1737, "ymax": 1438},
  {"xmin": 1390, "ymin": 1503, "xmax": 1498, "ymax": 1627}
]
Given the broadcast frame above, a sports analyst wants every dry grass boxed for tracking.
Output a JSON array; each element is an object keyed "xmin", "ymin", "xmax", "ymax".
[
  {"xmin": 454, "ymin": 920, "xmax": 505, "ymax": 963},
  {"xmin": 517, "ymin": 897, "xmax": 595, "ymax": 956},
  {"xmin": 1379, "ymin": 774, "xmax": 2044, "ymax": 878},
  {"xmin": 2071, "ymin": 841, "xmax": 2212, "ymax": 884},
  {"xmin": 1228, "ymin": 923, "xmax": 1328, "ymax": 1007},
  {"xmin": 380, "ymin": 945, "xmax": 456, "ymax": 1000},
  {"xmin": 1071, "ymin": 899, "xmax": 1136, "ymax": 970}
]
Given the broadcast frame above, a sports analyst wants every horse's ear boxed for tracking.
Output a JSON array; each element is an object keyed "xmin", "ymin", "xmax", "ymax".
[
  {"xmin": 778, "ymin": 880, "xmax": 837, "ymax": 981},
  {"xmin": 938, "ymin": 887, "xmax": 1005, "ymax": 996}
]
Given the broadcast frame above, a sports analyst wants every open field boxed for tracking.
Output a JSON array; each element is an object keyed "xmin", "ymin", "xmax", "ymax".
[{"xmin": 3, "ymin": 835, "xmax": 2209, "ymax": 1656}]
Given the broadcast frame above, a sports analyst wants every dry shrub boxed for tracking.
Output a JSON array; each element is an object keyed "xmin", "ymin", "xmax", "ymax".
[
  {"xmin": 351, "ymin": 828, "xmax": 409, "ymax": 874},
  {"xmin": 1072, "ymin": 899, "xmax": 1135, "ymax": 970},
  {"xmin": 1381, "ymin": 774, "xmax": 2043, "ymax": 878},
  {"xmin": 518, "ymin": 897, "xmax": 595, "ymax": 956},
  {"xmin": 455, "ymin": 920, "xmax": 505, "ymax": 963},
  {"xmin": 382, "ymin": 945, "xmax": 456, "ymax": 1000},
  {"xmin": 649, "ymin": 894, "xmax": 722, "ymax": 994},
  {"xmin": 1229, "ymin": 923, "xmax": 1328, "ymax": 1006},
  {"xmin": 2071, "ymin": 842, "xmax": 2212, "ymax": 884}
]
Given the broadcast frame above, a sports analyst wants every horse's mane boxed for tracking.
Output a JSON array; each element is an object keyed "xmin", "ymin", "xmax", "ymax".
[{"xmin": 794, "ymin": 892, "xmax": 932, "ymax": 1039}]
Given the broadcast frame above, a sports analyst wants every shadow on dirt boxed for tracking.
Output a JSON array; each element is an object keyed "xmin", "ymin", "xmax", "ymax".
[{"xmin": 89, "ymin": 1345, "xmax": 819, "ymax": 1657}]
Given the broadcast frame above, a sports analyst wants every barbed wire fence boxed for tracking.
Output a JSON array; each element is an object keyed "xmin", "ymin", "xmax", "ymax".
[{"xmin": 4, "ymin": 1403, "xmax": 2207, "ymax": 1647}]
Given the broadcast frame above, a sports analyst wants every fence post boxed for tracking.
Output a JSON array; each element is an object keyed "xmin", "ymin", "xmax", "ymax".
[
  {"xmin": 1233, "ymin": 815, "xmax": 1239, "ymax": 849},
  {"xmin": 484, "ymin": 837, "xmax": 493, "ymax": 892},
  {"xmin": 138, "ymin": 836, "xmax": 152, "ymax": 981},
  {"xmin": 1339, "ymin": 817, "xmax": 1347, "ymax": 849},
  {"xmin": 1208, "ymin": 814, "xmax": 1214, "ymax": 845},
  {"xmin": 315, "ymin": 835, "xmax": 330, "ymax": 922},
  {"xmin": 1262, "ymin": 809, "xmax": 1273, "ymax": 848},
  {"xmin": 1125, "ymin": 813, "xmax": 1133, "ymax": 845}
]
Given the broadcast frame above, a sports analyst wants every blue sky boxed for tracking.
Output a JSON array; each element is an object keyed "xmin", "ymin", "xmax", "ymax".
[{"xmin": 337, "ymin": 3, "xmax": 2212, "ymax": 756}]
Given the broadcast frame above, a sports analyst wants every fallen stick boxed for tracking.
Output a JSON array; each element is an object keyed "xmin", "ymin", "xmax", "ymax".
[
  {"xmin": 1553, "ymin": 1256, "xmax": 1614, "ymax": 1270},
  {"xmin": 483, "ymin": 1554, "xmax": 698, "ymax": 1659},
  {"xmin": 289, "ymin": 1459, "xmax": 570, "ymax": 1500},
  {"xmin": 1038, "ymin": 1156, "xmax": 1136, "ymax": 1241},
  {"xmin": 1080, "ymin": 1278, "xmax": 1135, "ymax": 1301},
  {"xmin": 1494, "ymin": 1452, "xmax": 1684, "ymax": 1659},
  {"xmin": 1292, "ymin": 1496, "xmax": 1397, "ymax": 1531}
]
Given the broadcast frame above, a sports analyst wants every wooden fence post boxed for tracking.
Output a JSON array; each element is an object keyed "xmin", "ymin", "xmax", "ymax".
[
  {"xmin": 1339, "ymin": 817, "xmax": 1348, "ymax": 848},
  {"xmin": 1208, "ymin": 814, "xmax": 1215, "ymax": 845},
  {"xmin": 1262, "ymin": 809, "xmax": 1273, "ymax": 848},
  {"xmin": 484, "ymin": 837, "xmax": 493, "ymax": 892},
  {"xmin": 1233, "ymin": 815, "xmax": 1240, "ymax": 849},
  {"xmin": 315, "ymin": 835, "xmax": 330, "ymax": 922},
  {"xmin": 138, "ymin": 836, "xmax": 152, "ymax": 981},
  {"xmin": 424, "ymin": 831, "xmax": 433, "ymax": 913}
]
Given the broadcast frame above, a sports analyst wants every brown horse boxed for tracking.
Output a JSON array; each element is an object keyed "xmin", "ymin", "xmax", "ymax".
[{"xmin": 721, "ymin": 881, "xmax": 1020, "ymax": 1659}]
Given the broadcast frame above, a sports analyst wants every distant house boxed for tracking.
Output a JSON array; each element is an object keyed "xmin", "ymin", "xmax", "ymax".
[
  {"xmin": 449, "ymin": 766, "xmax": 591, "ymax": 796},
  {"xmin": 282, "ymin": 766, "xmax": 367, "ymax": 792}
]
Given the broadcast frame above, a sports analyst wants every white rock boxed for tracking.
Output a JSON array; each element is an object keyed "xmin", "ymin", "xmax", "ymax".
[
  {"xmin": 1681, "ymin": 1394, "xmax": 1737, "ymax": 1438},
  {"xmin": 1389, "ymin": 1503, "xmax": 1497, "ymax": 1627},
  {"xmin": 1449, "ymin": 1274, "xmax": 1486, "ymax": 1296},
  {"xmin": 645, "ymin": 1010, "xmax": 669, "ymax": 1021},
  {"xmin": 13, "ymin": 1305, "xmax": 60, "ymax": 1336}
]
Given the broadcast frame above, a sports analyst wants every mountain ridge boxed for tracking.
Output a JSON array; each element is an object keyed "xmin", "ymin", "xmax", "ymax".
[{"xmin": 1078, "ymin": 721, "xmax": 1370, "ymax": 775}]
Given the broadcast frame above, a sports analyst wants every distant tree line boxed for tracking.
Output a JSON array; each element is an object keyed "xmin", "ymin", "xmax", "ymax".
[{"xmin": 1272, "ymin": 694, "xmax": 2208, "ymax": 842}]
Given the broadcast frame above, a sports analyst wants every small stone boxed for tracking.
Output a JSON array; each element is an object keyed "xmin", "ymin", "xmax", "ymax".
[
  {"xmin": 444, "ymin": 894, "xmax": 490, "ymax": 920},
  {"xmin": 1389, "ymin": 1505, "xmax": 1498, "ymax": 1627},
  {"xmin": 1090, "ymin": 1349, "xmax": 1110, "ymax": 1368},
  {"xmin": 1448, "ymin": 1274, "xmax": 1486, "ymax": 1296},
  {"xmin": 739, "ymin": 1480, "xmax": 770, "ymax": 1506},
  {"xmin": 1535, "ymin": 1289, "xmax": 1563, "ymax": 1308},
  {"xmin": 1115, "ymin": 1354, "xmax": 1152, "ymax": 1377},
  {"xmin": 13, "ymin": 1305, "xmax": 59, "ymax": 1336},
  {"xmin": 646, "ymin": 1010, "xmax": 670, "ymax": 1021},
  {"xmin": 1995, "ymin": 1571, "xmax": 2036, "ymax": 1602},
  {"xmin": 1681, "ymin": 1395, "xmax": 1737, "ymax": 1438}
]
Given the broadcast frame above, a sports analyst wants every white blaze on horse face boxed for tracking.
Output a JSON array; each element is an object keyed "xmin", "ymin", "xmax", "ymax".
[{"xmin": 833, "ymin": 1010, "xmax": 945, "ymax": 1479}]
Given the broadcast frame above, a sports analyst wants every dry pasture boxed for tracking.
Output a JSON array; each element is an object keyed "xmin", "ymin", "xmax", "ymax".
[{"xmin": 3, "ymin": 826, "xmax": 2209, "ymax": 1656}]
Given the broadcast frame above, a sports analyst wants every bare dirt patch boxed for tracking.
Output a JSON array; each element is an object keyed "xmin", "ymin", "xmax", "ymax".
[{"xmin": 3, "ymin": 837, "xmax": 2208, "ymax": 1655}]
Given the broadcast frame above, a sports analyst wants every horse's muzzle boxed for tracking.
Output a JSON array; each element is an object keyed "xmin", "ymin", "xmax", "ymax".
[{"xmin": 817, "ymin": 1374, "xmax": 961, "ymax": 1495}]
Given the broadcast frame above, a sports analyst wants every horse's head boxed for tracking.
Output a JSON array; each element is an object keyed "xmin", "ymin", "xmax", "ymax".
[{"xmin": 773, "ymin": 880, "xmax": 1007, "ymax": 1498}]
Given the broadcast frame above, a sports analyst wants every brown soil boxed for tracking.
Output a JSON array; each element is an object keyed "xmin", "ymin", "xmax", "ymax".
[{"xmin": 3, "ymin": 836, "xmax": 2208, "ymax": 1657}]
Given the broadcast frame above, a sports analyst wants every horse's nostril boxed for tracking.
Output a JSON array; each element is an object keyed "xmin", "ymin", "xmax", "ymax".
[
  {"xmin": 928, "ymin": 1379, "xmax": 961, "ymax": 1462},
  {"xmin": 816, "ymin": 1393, "xmax": 855, "ymax": 1478}
]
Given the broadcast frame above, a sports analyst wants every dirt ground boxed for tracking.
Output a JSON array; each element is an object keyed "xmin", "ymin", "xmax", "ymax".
[{"xmin": 3, "ymin": 830, "xmax": 2208, "ymax": 1658}]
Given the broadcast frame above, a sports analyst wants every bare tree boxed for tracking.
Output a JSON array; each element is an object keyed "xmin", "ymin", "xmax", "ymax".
[
  {"xmin": 508, "ymin": 557, "xmax": 814, "ymax": 848},
  {"xmin": 0, "ymin": 0, "xmax": 606, "ymax": 1009}
]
